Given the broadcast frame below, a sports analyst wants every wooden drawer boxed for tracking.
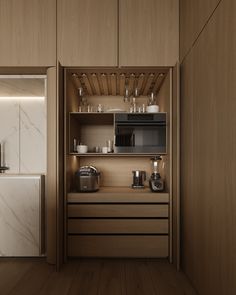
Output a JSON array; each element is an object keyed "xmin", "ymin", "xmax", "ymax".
[
  {"xmin": 68, "ymin": 219, "xmax": 168, "ymax": 234},
  {"xmin": 68, "ymin": 189, "xmax": 169, "ymax": 203},
  {"xmin": 68, "ymin": 235, "xmax": 168, "ymax": 258},
  {"xmin": 67, "ymin": 204, "xmax": 168, "ymax": 218}
]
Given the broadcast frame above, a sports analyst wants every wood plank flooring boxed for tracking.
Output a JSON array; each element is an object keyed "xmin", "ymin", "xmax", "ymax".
[{"xmin": 0, "ymin": 258, "xmax": 197, "ymax": 295}]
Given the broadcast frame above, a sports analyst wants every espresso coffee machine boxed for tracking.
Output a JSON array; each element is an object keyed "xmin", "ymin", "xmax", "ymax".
[
  {"xmin": 149, "ymin": 156, "xmax": 164, "ymax": 192},
  {"xmin": 132, "ymin": 170, "xmax": 146, "ymax": 188}
]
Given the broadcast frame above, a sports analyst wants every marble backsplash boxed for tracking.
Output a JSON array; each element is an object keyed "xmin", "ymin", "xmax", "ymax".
[{"xmin": 0, "ymin": 99, "xmax": 46, "ymax": 173}]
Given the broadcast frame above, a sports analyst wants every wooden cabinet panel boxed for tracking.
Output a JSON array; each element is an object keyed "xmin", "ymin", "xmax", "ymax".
[
  {"xmin": 180, "ymin": 0, "xmax": 236, "ymax": 293},
  {"xmin": 119, "ymin": 0, "xmax": 179, "ymax": 66},
  {"xmin": 68, "ymin": 190, "xmax": 169, "ymax": 203},
  {"xmin": 57, "ymin": 0, "xmax": 118, "ymax": 66},
  {"xmin": 180, "ymin": 0, "xmax": 220, "ymax": 61},
  {"xmin": 68, "ymin": 236, "xmax": 168, "ymax": 257},
  {"xmin": 0, "ymin": 0, "xmax": 56, "ymax": 66},
  {"xmin": 68, "ymin": 219, "xmax": 169, "ymax": 234},
  {"xmin": 68, "ymin": 204, "xmax": 168, "ymax": 218}
]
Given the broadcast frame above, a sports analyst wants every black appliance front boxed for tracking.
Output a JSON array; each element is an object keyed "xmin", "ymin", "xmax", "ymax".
[{"xmin": 114, "ymin": 113, "xmax": 167, "ymax": 153}]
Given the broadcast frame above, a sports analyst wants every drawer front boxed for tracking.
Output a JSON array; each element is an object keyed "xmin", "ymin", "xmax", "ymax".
[
  {"xmin": 68, "ymin": 235, "xmax": 168, "ymax": 258},
  {"xmin": 68, "ymin": 219, "xmax": 168, "ymax": 234},
  {"xmin": 68, "ymin": 192, "xmax": 169, "ymax": 203},
  {"xmin": 67, "ymin": 204, "xmax": 168, "ymax": 218}
]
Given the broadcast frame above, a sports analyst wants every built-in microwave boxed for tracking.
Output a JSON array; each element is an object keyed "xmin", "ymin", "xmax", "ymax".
[{"xmin": 114, "ymin": 113, "xmax": 167, "ymax": 153}]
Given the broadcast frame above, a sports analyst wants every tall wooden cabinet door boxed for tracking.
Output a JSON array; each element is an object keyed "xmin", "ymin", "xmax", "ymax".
[
  {"xmin": 0, "ymin": 0, "xmax": 56, "ymax": 66},
  {"xmin": 57, "ymin": 0, "xmax": 118, "ymax": 67},
  {"xmin": 119, "ymin": 0, "xmax": 179, "ymax": 66},
  {"xmin": 172, "ymin": 62, "xmax": 180, "ymax": 270}
]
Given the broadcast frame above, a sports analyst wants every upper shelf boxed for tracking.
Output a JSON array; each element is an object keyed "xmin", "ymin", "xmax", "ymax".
[
  {"xmin": 69, "ymin": 68, "xmax": 168, "ymax": 97},
  {"xmin": 70, "ymin": 112, "xmax": 114, "ymax": 125}
]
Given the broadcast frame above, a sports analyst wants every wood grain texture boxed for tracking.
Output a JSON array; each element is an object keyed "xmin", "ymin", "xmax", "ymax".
[
  {"xmin": 68, "ymin": 204, "xmax": 168, "ymax": 218},
  {"xmin": 8, "ymin": 260, "xmax": 54, "ymax": 295},
  {"xmin": 0, "ymin": 0, "xmax": 56, "ymax": 66},
  {"xmin": 57, "ymin": 62, "xmax": 65, "ymax": 267},
  {"xmin": 98, "ymin": 260, "xmax": 126, "ymax": 295},
  {"xmin": 68, "ymin": 236, "xmax": 169, "ymax": 257},
  {"xmin": 39, "ymin": 261, "xmax": 78, "ymax": 295},
  {"xmin": 180, "ymin": 0, "xmax": 236, "ymax": 294},
  {"xmin": 0, "ymin": 259, "xmax": 34, "ymax": 294},
  {"xmin": 0, "ymin": 258, "xmax": 197, "ymax": 295},
  {"xmin": 57, "ymin": 0, "xmax": 118, "ymax": 66},
  {"xmin": 157, "ymin": 69, "xmax": 173, "ymax": 263},
  {"xmin": 67, "ymin": 260, "xmax": 101, "ymax": 295},
  {"xmin": 147, "ymin": 259, "xmax": 197, "ymax": 295},
  {"xmin": 180, "ymin": 0, "xmax": 221, "ymax": 61},
  {"xmin": 172, "ymin": 63, "xmax": 180, "ymax": 269},
  {"xmin": 125, "ymin": 260, "xmax": 156, "ymax": 295},
  {"xmin": 119, "ymin": 0, "xmax": 179, "ymax": 66},
  {"xmin": 68, "ymin": 219, "xmax": 169, "ymax": 234},
  {"xmin": 46, "ymin": 67, "xmax": 57, "ymax": 265},
  {"xmin": 68, "ymin": 189, "xmax": 169, "ymax": 203}
]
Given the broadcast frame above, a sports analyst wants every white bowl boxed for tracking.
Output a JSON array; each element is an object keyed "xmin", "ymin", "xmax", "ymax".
[
  {"xmin": 77, "ymin": 145, "xmax": 88, "ymax": 153},
  {"xmin": 146, "ymin": 105, "xmax": 159, "ymax": 113}
]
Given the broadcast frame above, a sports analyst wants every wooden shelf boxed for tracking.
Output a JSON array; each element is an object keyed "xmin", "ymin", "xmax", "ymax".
[
  {"xmin": 69, "ymin": 152, "xmax": 167, "ymax": 157},
  {"xmin": 70, "ymin": 112, "xmax": 114, "ymax": 125},
  {"xmin": 70, "ymin": 68, "xmax": 168, "ymax": 96}
]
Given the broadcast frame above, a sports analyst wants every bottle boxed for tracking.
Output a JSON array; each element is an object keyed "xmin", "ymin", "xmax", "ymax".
[
  {"xmin": 73, "ymin": 139, "xmax": 77, "ymax": 152},
  {"xmin": 147, "ymin": 92, "xmax": 159, "ymax": 113},
  {"xmin": 131, "ymin": 97, "xmax": 137, "ymax": 113},
  {"xmin": 81, "ymin": 97, "xmax": 88, "ymax": 112},
  {"xmin": 148, "ymin": 92, "xmax": 157, "ymax": 106}
]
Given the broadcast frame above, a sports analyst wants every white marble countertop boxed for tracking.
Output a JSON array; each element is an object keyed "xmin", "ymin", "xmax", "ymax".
[{"xmin": 0, "ymin": 174, "xmax": 44, "ymax": 178}]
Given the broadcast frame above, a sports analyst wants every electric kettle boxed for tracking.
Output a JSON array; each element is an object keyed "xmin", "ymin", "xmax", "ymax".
[{"xmin": 132, "ymin": 170, "xmax": 146, "ymax": 188}]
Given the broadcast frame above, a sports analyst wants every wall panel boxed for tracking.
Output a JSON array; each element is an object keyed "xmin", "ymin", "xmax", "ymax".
[
  {"xmin": 180, "ymin": 0, "xmax": 236, "ymax": 294},
  {"xmin": 180, "ymin": 0, "xmax": 221, "ymax": 61}
]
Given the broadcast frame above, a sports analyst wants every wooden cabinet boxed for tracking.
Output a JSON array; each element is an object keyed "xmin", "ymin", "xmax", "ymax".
[
  {"xmin": 0, "ymin": 1, "xmax": 179, "ymax": 68},
  {"xmin": 0, "ymin": 0, "xmax": 56, "ymax": 66},
  {"xmin": 57, "ymin": 0, "xmax": 118, "ymax": 66},
  {"xmin": 67, "ymin": 190, "xmax": 169, "ymax": 258},
  {"xmin": 62, "ymin": 66, "xmax": 177, "ymax": 260},
  {"xmin": 180, "ymin": 0, "xmax": 220, "ymax": 61},
  {"xmin": 58, "ymin": 0, "xmax": 178, "ymax": 67},
  {"xmin": 119, "ymin": 0, "xmax": 179, "ymax": 66}
]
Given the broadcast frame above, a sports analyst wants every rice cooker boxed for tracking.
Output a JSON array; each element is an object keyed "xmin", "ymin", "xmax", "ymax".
[{"xmin": 75, "ymin": 166, "xmax": 100, "ymax": 192}]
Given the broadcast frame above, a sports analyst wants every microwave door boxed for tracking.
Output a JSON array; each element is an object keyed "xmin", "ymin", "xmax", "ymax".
[{"xmin": 115, "ymin": 124, "xmax": 166, "ymax": 153}]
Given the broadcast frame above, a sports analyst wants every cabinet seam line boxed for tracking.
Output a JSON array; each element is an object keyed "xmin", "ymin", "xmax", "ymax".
[{"xmin": 180, "ymin": 0, "xmax": 223, "ymax": 64}]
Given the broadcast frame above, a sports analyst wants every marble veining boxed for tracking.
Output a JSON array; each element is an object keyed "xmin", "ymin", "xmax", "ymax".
[
  {"xmin": 0, "ymin": 98, "xmax": 46, "ymax": 174},
  {"xmin": 19, "ymin": 100, "xmax": 46, "ymax": 174},
  {"xmin": 0, "ymin": 76, "xmax": 46, "ymax": 174},
  {"xmin": 0, "ymin": 177, "xmax": 41, "ymax": 256},
  {"xmin": 0, "ymin": 101, "xmax": 20, "ymax": 173}
]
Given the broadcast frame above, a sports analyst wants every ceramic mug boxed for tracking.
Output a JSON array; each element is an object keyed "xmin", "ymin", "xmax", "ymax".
[
  {"xmin": 77, "ymin": 145, "xmax": 88, "ymax": 153},
  {"xmin": 102, "ymin": 146, "xmax": 108, "ymax": 153}
]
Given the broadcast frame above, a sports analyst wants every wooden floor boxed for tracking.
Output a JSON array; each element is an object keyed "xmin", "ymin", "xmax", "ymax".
[{"xmin": 0, "ymin": 258, "xmax": 197, "ymax": 295}]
